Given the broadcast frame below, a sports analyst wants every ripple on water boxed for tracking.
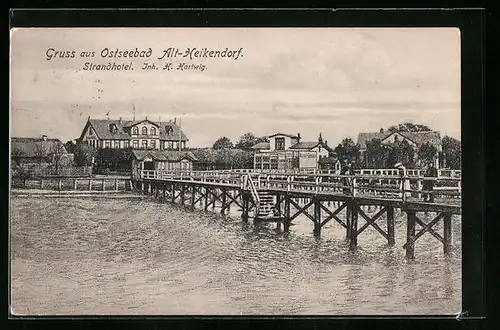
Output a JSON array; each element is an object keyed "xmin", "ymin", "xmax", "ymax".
[{"xmin": 10, "ymin": 196, "xmax": 461, "ymax": 315}]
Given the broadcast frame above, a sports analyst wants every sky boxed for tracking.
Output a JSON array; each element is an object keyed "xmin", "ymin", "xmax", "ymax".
[{"xmin": 10, "ymin": 28, "xmax": 461, "ymax": 148}]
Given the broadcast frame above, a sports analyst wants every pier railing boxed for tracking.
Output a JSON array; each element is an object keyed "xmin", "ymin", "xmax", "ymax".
[{"xmin": 139, "ymin": 170, "xmax": 461, "ymax": 203}]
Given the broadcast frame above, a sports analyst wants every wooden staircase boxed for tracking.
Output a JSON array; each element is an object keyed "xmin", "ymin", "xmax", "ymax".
[
  {"xmin": 255, "ymin": 190, "xmax": 276, "ymax": 218},
  {"xmin": 243, "ymin": 174, "xmax": 278, "ymax": 220}
]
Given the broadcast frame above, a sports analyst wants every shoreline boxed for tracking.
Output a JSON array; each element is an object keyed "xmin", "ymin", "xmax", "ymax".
[{"xmin": 10, "ymin": 188, "xmax": 143, "ymax": 198}]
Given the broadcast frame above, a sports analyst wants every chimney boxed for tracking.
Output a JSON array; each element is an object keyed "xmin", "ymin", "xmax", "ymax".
[
  {"xmin": 297, "ymin": 133, "xmax": 301, "ymax": 141},
  {"xmin": 119, "ymin": 117, "xmax": 122, "ymax": 125},
  {"xmin": 42, "ymin": 135, "xmax": 47, "ymax": 141}
]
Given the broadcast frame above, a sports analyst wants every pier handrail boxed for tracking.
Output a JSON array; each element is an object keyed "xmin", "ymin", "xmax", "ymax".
[
  {"xmin": 246, "ymin": 174, "xmax": 260, "ymax": 206},
  {"xmin": 139, "ymin": 170, "xmax": 461, "ymax": 203}
]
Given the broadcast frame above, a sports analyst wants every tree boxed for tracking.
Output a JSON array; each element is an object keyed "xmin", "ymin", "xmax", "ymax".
[
  {"xmin": 389, "ymin": 139, "xmax": 415, "ymax": 168},
  {"xmin": 387, "ymin": 122, "xmax": 432, "ymax": 133},
  {"xmin": 74, "ymin": 142, "xmax": 96, "ymax": 166},
  {"xmin": 417, "ymin": 142, "xmax": 438, "ymax": 165},
  {"xmin": 11, "ymin": 147, "xmax": 25, "ymax": 165},
  {"xmin": 34, "ymin": 142, "xmax": 47, "ymax": 162},
  {"xmin": 364, "ymin": 138, "xmax": 390, "ymax": 168},
  {"xmin": 212, "ymin": 136, "xmax": 234, "ymax": 149},
  {"xmin": 442, "ymin": 136, "xmax": 461, "ymax": 169},
  {"xmin": 235, "ymin": 133, "xmax": 269, "ymax": 150},
  {"xmin": 49, "ymin": 142, "xmax": 67, "ymax": 174},
  {"xmin": 333, "ymin": 138, "xmax": 360, "ymax": 164}
]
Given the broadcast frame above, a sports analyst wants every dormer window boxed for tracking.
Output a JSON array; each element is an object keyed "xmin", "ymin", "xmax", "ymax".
[
  {"xmin": 142, "ymin": 127, "xmax": 148, "ymax": 135},
  {"xmin": 109, "ymin": 124, "xmax": 118, "ymax": 133},
  {"xmin": 275, "ymin": 137, "xmax": 285, "ymax": 150},
  {"xmin": 165, "ymin": 125, "xmax": 174, "ymax": 135},
  {"xmin": 132, "ymin": 126, "xmax": 139, "ymax": 135},
  {"xmin": 150, "ymin": 127, "xmax": 156, "ymax": 136}
]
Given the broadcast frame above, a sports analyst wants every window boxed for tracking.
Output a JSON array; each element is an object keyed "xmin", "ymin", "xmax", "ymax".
[
  {"xmin": 270, "ymin": 157, "xmax": 279, "ymax": 169},
  {"xmin": 89, "ymin": 127, "xmax": 94, "ymax": 136},
  {"xmin": 150, "ymin": 127, "xmax": 156, "ymax": 135},
  {"xmin": 173, "ymin": 142, "xmax": 178, "ymax": 150},
  {"xmin": 124, "ymin": 141, "xmax": 129, "ymax": 149},
  {"xmin": 133, "ymin": 140, "xmax": 139, "ymax": 149},
  {"xmin": 275, "ymin": 137, "xmax": 285, "ymax": 150},
  {"xmin": 165, "ymin": 125, "xmax": 174, "ymax": 135},
  {"xmin": 167, "ymin": 141, "xmax": 173, "ymax": 149},
  {"xmin": 109, "ymin": 124, "xmax": 118, "ymax": 133},
  {"xmin": 114, "ymin": 141, "xmax": 120, "ymax": 149},
  {"xmin": 132, "ymin": 127, "xmax": 139, "ymax": 135},
  {"xmin": 151, "ymin": 140, "xmax": 156, "ymax": 149},
  {"xmin": 142, "ymin": 127, "xmax": 148, "ymax": 135},
  {"xmin": 105, "ymin": 141, "xmax": 110, "ymax": 148},
  {"xmin": 142, "ymin": 140, "xmax": 148, "ymax": 149}
]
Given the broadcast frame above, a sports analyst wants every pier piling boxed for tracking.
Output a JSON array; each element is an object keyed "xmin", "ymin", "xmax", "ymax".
[
  {"xmin": 135, "ymin": 169, "xmax": 461, "ymax": 260},
  {"xmin": 387, "ymin": 206, "xmax": 395, "ymax": 246},
  {"xmin": 406, "ymin": 211, "xmax": 416, "ymax": 260},
  {"xmin": 443, "ymin": 213, "xmax": 452, "ymax": 255}
]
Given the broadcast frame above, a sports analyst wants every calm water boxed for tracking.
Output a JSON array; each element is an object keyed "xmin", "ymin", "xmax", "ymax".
[{"xmin": 10, "ymin": 194, "xmax": 461, "ymax": 315}]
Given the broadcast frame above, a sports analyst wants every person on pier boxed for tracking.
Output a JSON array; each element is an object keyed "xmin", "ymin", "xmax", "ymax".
[
  {"xmin": 395, "ymin": 162, "xmax": 411, "ymax": 200},
  {"xmin": 423, "ymin": 161, "xmax": 438, "ymax": 202},
  {"xmin": 340, "ymin": 160, "xmax": 355, "ymax": 195}
]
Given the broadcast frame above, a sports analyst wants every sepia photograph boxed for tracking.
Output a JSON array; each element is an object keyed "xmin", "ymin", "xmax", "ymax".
[{"xmin": 9, "ymin": 27, "xmax": 462, "ymax": 315}]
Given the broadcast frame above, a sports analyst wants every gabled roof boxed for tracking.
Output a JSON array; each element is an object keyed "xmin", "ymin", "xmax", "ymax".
[
  {"xmin": 289, "ymin": 141, "xmax": 334, "ymax": 152},
  {"xmin": 131, "ymin": 150, "xmax": 197, "ymax": 162},
  {"xmin": 157, "ymin": 121, "xmax": 188, "ymax": 142},
  {"xmin": 11, "ymin": 137, "xmax": 68, "ymax": 158},
  {"xmin": 251, "ymin": 142, "xmax": 271, "ymax": 150},
  {"xmin": 268, "ymin": 133, "xmax": 300, "ymax": 139},
  {"xmin": 87, "ymin": 119, "xmax": 132, "ymax": 140},
  {"xmin": 123, "ymin": 119, "xmax": 159, "ymax": 127},
  {"xmin": 357, "ymin": 131, "xmax": 442, "ymax": 150},
  {"xmin": 83, "ymin": 118, "xmax": 188, "ymax": 141}
]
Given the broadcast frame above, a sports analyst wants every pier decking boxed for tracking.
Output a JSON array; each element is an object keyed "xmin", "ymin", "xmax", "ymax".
[{"xmin": 134, "ymin": 169, "xmax": 461, "ymax": 259}]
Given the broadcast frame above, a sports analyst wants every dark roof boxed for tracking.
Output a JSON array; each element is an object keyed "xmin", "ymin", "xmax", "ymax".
[
  {"xmin": 190, "ymin": 148, "xmax": 253, "ymax": 163},
  {"xmin": 289, "ymin": 141, "xmax": 334, "ymax": 152},
  {"xmin": 88, "ymin": 119, "xmax": 132, "ymax": 140},
  {"xmin": 11, "ymin": 137, "xmax": 68, "ymax": 157},
  {"xmin": 357, "ymin": 131, "xmax": 442, "ymax": 150},
  {"xmin": 85, "ymin": 118, "xmax": 188, "ymax": 141},
  {"xmin": 318, "ymin": 156, "xmax": 340, "ymax": 164},
  {"xmin": 131, "ymin": 150, "xmax": 197, "ymax": 162},
  {"xmin": 251, "ymin": 142, "xmax": 270, "ymax": 150},
  {"xmin": 268, "ymin": 133, "xmax": 300, "ymax": 139}
]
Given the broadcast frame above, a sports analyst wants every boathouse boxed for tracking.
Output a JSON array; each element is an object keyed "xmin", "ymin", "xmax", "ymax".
[
  {"xmin": 252, "ymin": 133, "xmax": 335, "ymax": 171},
  {"xmin": 131, "ymin": 150, "xmax": 197, "ymax": 178}
]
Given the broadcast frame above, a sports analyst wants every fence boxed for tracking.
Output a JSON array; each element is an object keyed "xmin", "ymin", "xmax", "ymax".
[{"xmin": 13, "ymin": 165, "xmax": 93, "ymax": 178}]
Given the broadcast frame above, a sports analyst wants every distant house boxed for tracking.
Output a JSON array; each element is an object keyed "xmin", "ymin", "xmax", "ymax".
[
  {"xmin": 11, "ymin": 135, "xmax": 74, "ymax": 167},
  {"xmin": 318, "ymin": 153, "xmax": 342, "ymax": 173},
  {"xmin": 79, "ymin": 117, "xmax": 189, "ymax": 151},
  {"xmin": 131, "ymin": 150, "xmax": 197, "ymax": 178},
  {"xmin": 356, "ymin": 130, "xmax": 443, "ymax": 168},
  {"xmin": 252, "ymin": 133, "xmax": 337, "ymax": 171}
]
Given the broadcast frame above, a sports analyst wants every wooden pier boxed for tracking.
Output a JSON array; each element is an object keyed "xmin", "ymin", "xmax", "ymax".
[{"xmin": 134, "ymin": 170, "xmax": 461, "ymax": 260}]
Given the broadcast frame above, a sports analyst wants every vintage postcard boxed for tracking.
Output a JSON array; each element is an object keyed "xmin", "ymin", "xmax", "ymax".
[{"xmin": 9, "ymin": 27, "xmax": 461, "ymax": 315}]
